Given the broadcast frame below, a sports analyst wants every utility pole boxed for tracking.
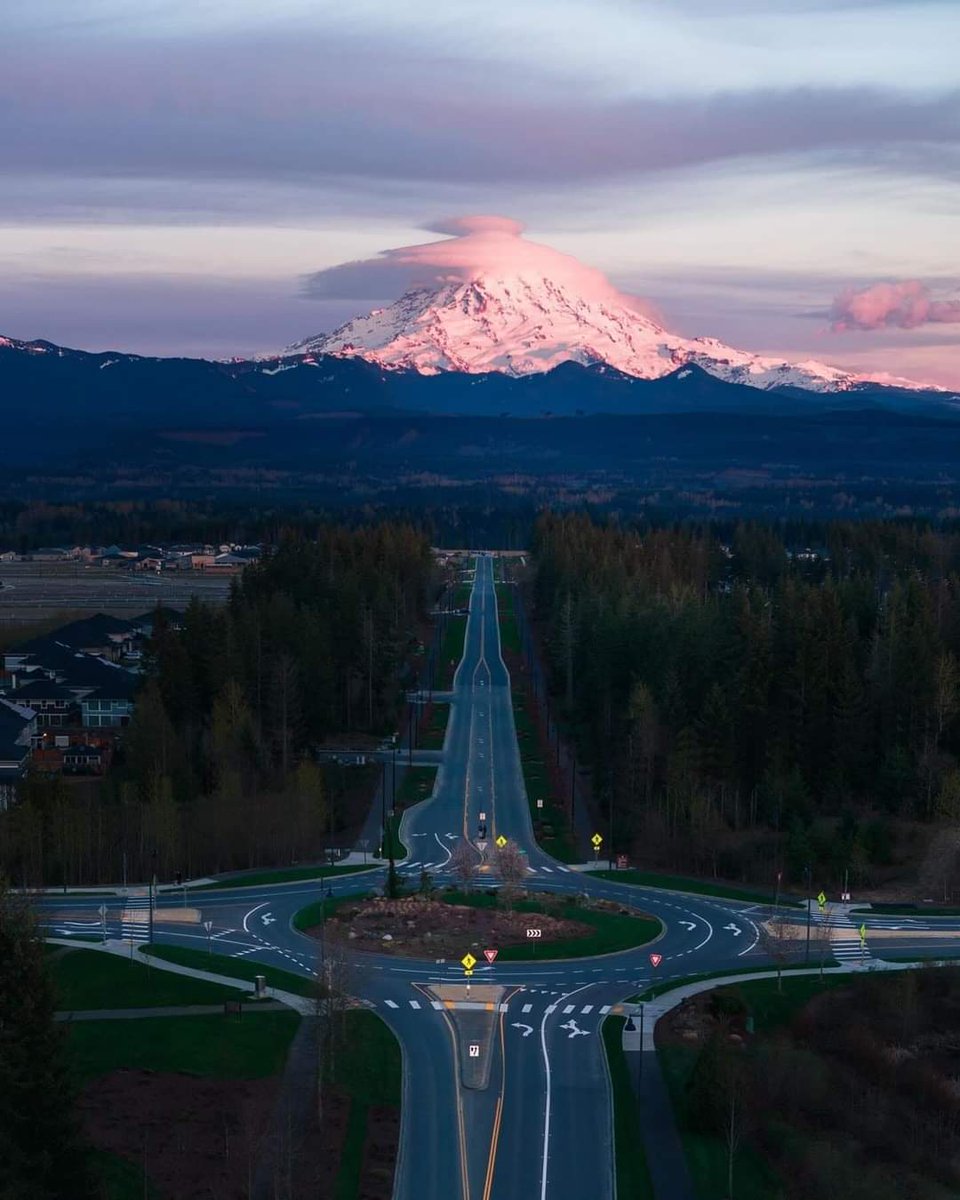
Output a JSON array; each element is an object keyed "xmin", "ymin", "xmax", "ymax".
[{"xmin": 804, "ymin": 863, "xmax": 812, "ymax": 965}]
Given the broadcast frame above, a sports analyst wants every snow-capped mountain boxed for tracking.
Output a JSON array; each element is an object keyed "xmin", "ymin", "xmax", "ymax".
[{"xmin": 288, "ymin": 273, "xmax": 934, "ymax": 393}]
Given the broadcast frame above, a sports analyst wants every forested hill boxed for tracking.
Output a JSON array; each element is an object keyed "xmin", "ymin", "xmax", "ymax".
[
  {"xmin": 1, "ymin": 524, "xmax": 434, "ymax": 885},
  {"xmin": 532, "ymin": 515, "xmax": 960, "ymax": 890}
]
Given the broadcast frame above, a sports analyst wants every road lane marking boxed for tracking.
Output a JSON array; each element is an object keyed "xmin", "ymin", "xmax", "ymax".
[
  {"xmin": 384, "ymin": 1000, "xmax": 398, "ymax": 1008},
  {"xmin": 409, "ymin": 1000, "xmax": 421, "ymax": 1009},
  {"xmin": 581, "ymin": 1004, "xmax": 594, "ymax": 1014},
  {"xmin": 522, "ymin": 1003, "xmax": 532, "ymax": 1013}
]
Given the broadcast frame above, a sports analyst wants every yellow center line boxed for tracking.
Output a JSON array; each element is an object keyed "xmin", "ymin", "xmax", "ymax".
[{"xmin": 481, "ymin": 984, "xmax": 520, "ymax": 1200}]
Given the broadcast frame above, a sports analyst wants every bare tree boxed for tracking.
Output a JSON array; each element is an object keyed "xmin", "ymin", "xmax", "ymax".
[
  {"xmin": 758, "ymin": 912, "xmax": 802, "ymax": 992},
  {"xmin": 496, "ymin": 842, "xmax": 529, "ymax": 908},
  {"xmin": 450, "ymin": 839, "xmax": 478, "ymax": 892}
]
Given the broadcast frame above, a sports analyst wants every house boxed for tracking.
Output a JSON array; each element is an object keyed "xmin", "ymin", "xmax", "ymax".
[
  {"xmin": 43, "ymin": 614, "xmax": 139, "ymax": 662},
  {"xmin": 62, "ymin": 744, "xmax": 103, "ymax": 775},
  {"xmin": 8, "ymin": 680, "xmax": 79, "ymax": 727},
  {"xmin": 130, "ymin": 607, "xmax": 185, "ymax": 637},
  {"xmin": 0, "ymin": 699, "xmax": 37, "ymax": 810}
]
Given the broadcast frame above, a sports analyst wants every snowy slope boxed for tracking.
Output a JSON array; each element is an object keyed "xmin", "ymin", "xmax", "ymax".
[{"xmin": 288, "ymin": 273, "xmax": 934, "ymax": 393}]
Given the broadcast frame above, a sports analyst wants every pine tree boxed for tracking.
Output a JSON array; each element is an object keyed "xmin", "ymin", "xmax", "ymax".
[{"xmin": 0, "ymin": 883, "xmax": 97, "ymax": 1199}]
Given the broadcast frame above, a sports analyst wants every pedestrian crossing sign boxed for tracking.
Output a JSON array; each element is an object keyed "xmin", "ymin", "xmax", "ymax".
[
  {"xmin": 495, "ymin": 835, "xmax": 507, "ymax": 848},
  {"xmin": 817, "ymin": 891, "xmax": 827, "ymax": 909},
  {"xmin": 859, "ymin": 923, "xmax": 867, "ymax": 943},
  {"xmin": 591, "ymin": 833, "xmax": 603, "ymax": 848},
  {"xmin": 461, "ymin": 953, "xmax": 477, "ymax": 971}
]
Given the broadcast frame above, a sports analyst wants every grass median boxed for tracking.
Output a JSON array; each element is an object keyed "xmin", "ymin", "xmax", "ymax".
[
  {"xmin": 143, "ymin": 944, "xmax": 321, "ymax": 998},
  {"xmin": 191, "ymin": 864, "xmax": 375, "ymax": 890},
  {"xmin": 602, "ymin": 1016, "xmax": 655, "ymax": 1200}
]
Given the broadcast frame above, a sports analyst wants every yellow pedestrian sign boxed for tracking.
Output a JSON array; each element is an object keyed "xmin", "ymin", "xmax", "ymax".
[
  {"xmin": 461, "ymin": 953, "xmax": 477, "ymax": 971},
  {"xmin": 859, "ymin": 923, "xmax": 867, "ymax": 944},
  {"xmin": 816, "ymin": 891, "xmax": 827, "ymax": 910},
  {"xmin": 591, "ymin": 833, "xmax": 603, "ymax": 848},
  {"xmin": 495, "ymin": 835, "xmax": 507, "ymax": 849}
]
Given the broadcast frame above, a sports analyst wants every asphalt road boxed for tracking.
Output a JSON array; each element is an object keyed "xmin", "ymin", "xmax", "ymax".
[{"xmin": 34, "ymin": 552, "xmax": 960, "ymax": 1199}]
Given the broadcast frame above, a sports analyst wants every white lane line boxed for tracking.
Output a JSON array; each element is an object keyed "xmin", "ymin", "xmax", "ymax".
[
  {"xmin": 433, "ymin": 831, "xmax": 454, "ymax": 866},
  {"xmin": 384, "ymin": 1000, "xmax": 399, "ymax": 1009},
  {"xmin": 539, "ymin": 981, "xmax": 594, "ymax": 1200},
  {"xmin": 242, "ymin": 901, "xmax": 269, "ymax": 934}
]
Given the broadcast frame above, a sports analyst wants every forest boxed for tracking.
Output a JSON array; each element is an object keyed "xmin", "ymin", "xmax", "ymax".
[
  {"xmin": 0, "ymin": 523, "xmax": 435, "ymax": 885},
  {"xmin": 532, "ymin": 514, "xmax": 960, "ymax": 891}
]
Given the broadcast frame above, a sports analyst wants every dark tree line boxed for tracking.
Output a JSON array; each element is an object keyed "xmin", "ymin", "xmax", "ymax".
[
  {"xmin": 532, "ymin": 514, "xmax": 960, "ymax": 887},
  {"xmin": 0, "ymin": 524, "xmax": 434, "ymax": 885},
  {"xmin": 0, "ymin": 884, "xmax": 97, "ymax": 1199}
]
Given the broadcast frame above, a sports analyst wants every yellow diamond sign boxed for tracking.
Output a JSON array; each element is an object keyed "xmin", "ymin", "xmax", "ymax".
[
  {"xmin": 591, "ymin": 833, "xmax": 603, "ymax": 848},
  {"xmin": 495, "ymin": 835, "xmax": 507, "ymax": 848},
  {"xmin": 461, "ymin": 953, "xmax": 477, "ymax": 971},
  {"xmin": 817, "ymin": 891, "xmax": 827, "ymax": 908}
]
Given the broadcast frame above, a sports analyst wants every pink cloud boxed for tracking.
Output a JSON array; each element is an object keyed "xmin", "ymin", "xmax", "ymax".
[
  {"xmin": 830, "ymin": 280, "xmax": 960, "ymax": 331},
  {"xmin": 304, "ymin": 214, "xmax": 664, "ymax": 321}
]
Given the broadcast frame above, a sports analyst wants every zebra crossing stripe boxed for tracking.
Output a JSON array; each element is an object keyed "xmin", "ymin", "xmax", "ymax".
[
  {"xmin": 521, "ymin": 1003, "xmax": 532, "ymax": 1013},
  {"xmin": 409, "ymin": 1000, "xmax": 421, "ymax": 1009},
  {"xmin": 562, "ymin": 1004, "xmax": 575, "ymax": 1014},
  {"xmin": 581, "ymin": 1004, "xmax": 594, "ymax": 1014},
  {"xmin": 384, "ymin": 1000, "xmax": 399, "ymax": 1009},
  {"xmin": 599, "ymin": 1005, "xmax": 611, "ymax": 1015},
  {"xmin": 431, "ymin": 1000, "xmax": 444, "ymax": 1010}
]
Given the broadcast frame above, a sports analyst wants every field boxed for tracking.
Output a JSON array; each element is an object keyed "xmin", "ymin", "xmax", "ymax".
[{"xmin": 0, "ymin": 560, "xmax": 232, "ymax": 626}]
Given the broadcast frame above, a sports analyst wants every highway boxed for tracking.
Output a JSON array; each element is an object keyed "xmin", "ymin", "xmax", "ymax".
[{"xmin": 33, "ymin": 552, "xmax": 960, "ymax": 1199}]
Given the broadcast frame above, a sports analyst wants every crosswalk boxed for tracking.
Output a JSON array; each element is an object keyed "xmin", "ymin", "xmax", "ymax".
[
  {"xmin": 374, "ymin": 996, "xmax": 628, "ymax": 1017},
  {"xmin": 121, "ymin": 890, "xmax": 151, "ymax": 943},
  {"xmin": 830, "ymin": 910, "xmax": 872, "ymax": 964},
  {"xmin": 399, "ymin": 862, "xmax": 573, "ymax": 875}
]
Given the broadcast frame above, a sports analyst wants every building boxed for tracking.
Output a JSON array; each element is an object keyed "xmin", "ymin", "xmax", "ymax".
[{"xmin": 0, "ymin": 700, "xmax": 37, "ymax": 810}]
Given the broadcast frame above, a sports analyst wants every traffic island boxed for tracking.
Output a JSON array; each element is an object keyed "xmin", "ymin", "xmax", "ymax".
[
  {"xmin": 431, "ymin": 983, "xmax": 506, "ymax": 1089},
  {"xmin": 298, "ymin": 889, "xmax": 663, "ymax": 961}
]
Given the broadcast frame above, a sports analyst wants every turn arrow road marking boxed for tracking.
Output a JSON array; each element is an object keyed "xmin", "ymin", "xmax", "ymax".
[
  {"xmin": 679, "ymin": 920, "xmax": 696, "ymax": 931},
  {"xmin": 723, "ymin": 923, "xmax": 742, "ymax": 936},
  {"xmin": 512, "ymin": 1022, "xmax": 534, "ymax": 1037}
]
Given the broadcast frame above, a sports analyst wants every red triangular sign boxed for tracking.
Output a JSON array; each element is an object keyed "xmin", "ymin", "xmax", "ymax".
[
  {"xmin": 483, "ymin": 948, "xmax": 498, "ymax": 964},
  {"xmin": 649, "ymin": 953, "xmax": 662, "ymax": 969}
]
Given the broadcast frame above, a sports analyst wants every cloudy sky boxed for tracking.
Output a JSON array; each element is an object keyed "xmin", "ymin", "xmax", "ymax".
[{"xmin": 2, "ymin": 0, "xmax": 958, "ymax": 384}]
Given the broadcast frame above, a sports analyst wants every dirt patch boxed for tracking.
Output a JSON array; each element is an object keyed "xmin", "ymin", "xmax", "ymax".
[
  {"xmin": 310, "ymin": 895, "xmax": 596, "ymax": 958},
  {"xmin": 81, "ymin": 1069, "xmax": 278, "ymax": 1199},
  {"xmin": 358, "ymin": 1104, "xmax": 401, "ymax": 1200}
]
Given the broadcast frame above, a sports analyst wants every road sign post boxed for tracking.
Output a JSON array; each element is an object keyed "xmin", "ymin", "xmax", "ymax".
[
  {"xmin": 204, "ymin": 918, "xmax": 213, "ymax": 955},
  {"xmin": 591, "ymin": 832, "xmax": 603, "ymax": 861},
  {"xmin": 99, "ymin": 903, "xmax": 107, "ymax": 943}
]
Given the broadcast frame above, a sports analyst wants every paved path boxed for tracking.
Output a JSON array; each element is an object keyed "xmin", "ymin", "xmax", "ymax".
[{"xmin": 55, "ymin": 1001, "xmax": 289, "ymax": 1021}]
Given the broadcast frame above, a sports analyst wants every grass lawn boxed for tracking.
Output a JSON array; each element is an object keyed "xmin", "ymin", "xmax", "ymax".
[
  {"xmin": 192, "ymin": 864, "xmax": 375, "ymax": 890},
  {"xmin": 587, "ymin": 868, "xmax": 803, "ymax": 908},
  {"xmin": 329, "ymin": 1011, "xmax": 402, "ymax": 1200},
  {"xmin": 51, "ymin": 948, "xmax": 241, "ymax": 1010},
  {"xmin": 852, "ymin": 903, "xmax": 960, "ymax": 916},
  {"xmin": 657, "ymin": 973, "xmax": 855, "ymax": 1200},
  {"xmin": 602, "ymin": 1017, "xmax": 655, "ymax": 1200},
  {"xmin": 143, "ymin": 945, "xmax": 321, "ymax": 998},
  {"xmin": 419, "ymin": 702, "xmax": 450, "ymax": 751},
  {"xmin": 67, "ymin": 1010, "xmax": 301, "ymax": 1086},
  {"xmin": 437, "ymin": 615, "xmax": 467, "ymax": 689}
]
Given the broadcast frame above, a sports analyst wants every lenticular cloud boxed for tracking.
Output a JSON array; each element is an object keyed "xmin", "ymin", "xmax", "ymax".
[
  {"xmin": 830, "ymin": 280, "xmax": 960, "ymax": 331},
  {"xmin": 303, "ymin": 214, "xmax": 661, "ymax": 318}
]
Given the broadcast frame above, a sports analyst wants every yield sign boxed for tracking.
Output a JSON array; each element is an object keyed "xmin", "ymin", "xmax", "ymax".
[
  {"xmin": 476, "ymin": 840, "xmax": 487, "ymax": 852},
  {"xmin": 649, "ymin": 952, "xmax": 663, "ymax": 969},
  {"xmin": 483, "ymin": 948, "xmax": 498, "ymax": 964}
]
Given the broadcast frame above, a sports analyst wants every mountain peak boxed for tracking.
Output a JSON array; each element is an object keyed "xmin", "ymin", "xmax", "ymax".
[{"xmin": 288, "ymin": 270, "xmax": 935, "ymax": 394}]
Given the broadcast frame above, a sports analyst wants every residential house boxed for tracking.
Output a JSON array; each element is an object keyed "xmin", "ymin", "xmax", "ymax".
[
  {"xmin": 0, "ymin": 699, "xmax": 37, "ymax": 810},
  {"xmin": 8, "ymin": 680, "xmax": 79, "ymax": 727}
]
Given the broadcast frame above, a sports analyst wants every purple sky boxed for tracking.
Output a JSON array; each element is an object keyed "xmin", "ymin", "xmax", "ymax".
[{"xmin": 1, "ymin": 0, "xmax": 958, "ymax": 385}]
